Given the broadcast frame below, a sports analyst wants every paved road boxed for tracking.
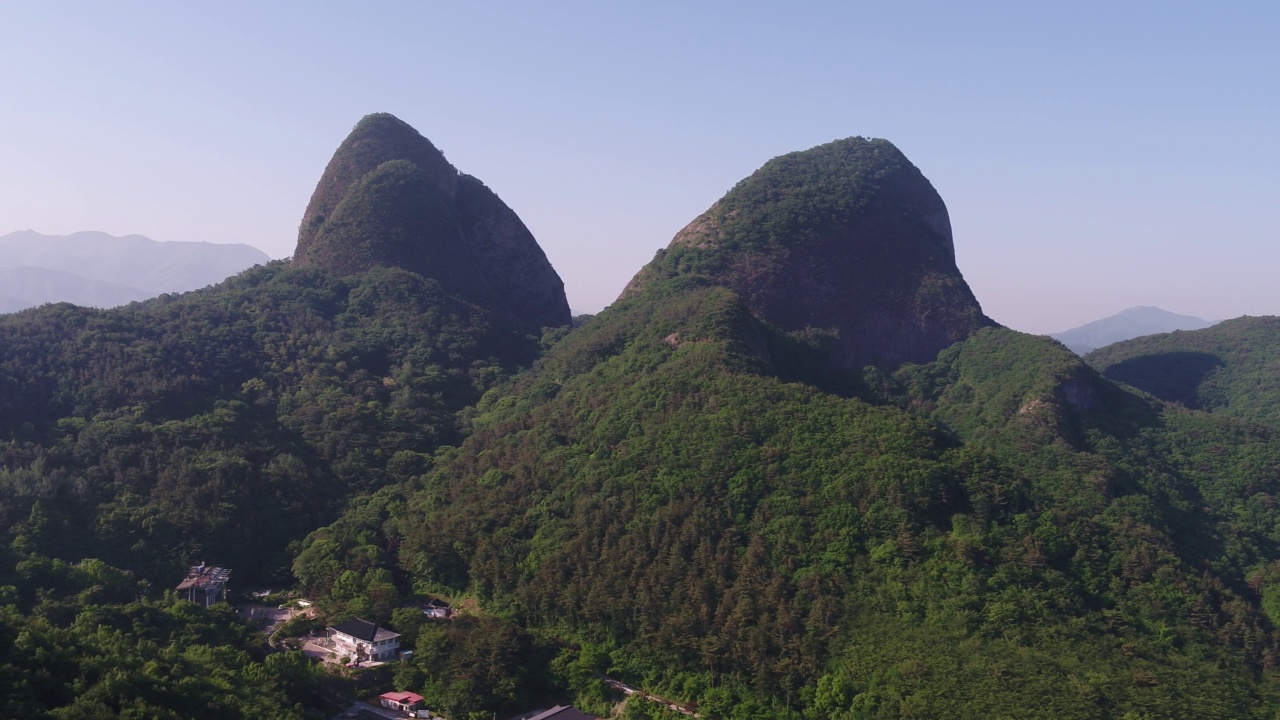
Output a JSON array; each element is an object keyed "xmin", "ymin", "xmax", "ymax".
[
  {"xmin": 332, "ymin": 700, "xmax": 402, "ymax": 720},
  {"xmin": 235, "ymin": 604, "xmax": 292, "ymax": 632}
]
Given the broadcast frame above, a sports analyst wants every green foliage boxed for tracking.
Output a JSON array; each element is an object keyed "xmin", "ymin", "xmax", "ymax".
[
  {"xmin": 1087, "ymin": 316, "xmax": 1280, "ymax": 427},
  {"xmin": 305, "ymin": 278, "xmax": 1280, "ymax": 717},
  {"xmin": 634, "ymin": 137, "xmax": 921, "ymax": 289},
  {"xmin": 0, "ymin": 549, "xmax": 321, "ymax": 719},
  {"xmin": 8, "ymin": 127, "xmax": 1280, "ymax": 718},
  {"xmin": 0, "ymin": 261, "xmax": 538, "ymax": 584},
  {"xmin": 393, "ymin": 615, "xmax": 556, "ymax": 720}
]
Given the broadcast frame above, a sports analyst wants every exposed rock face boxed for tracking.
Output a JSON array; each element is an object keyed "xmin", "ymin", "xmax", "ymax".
[
  {"xmin": 455, "ymin": 175, "xmax": 570, "ymax": 337},
  {"xmin": 294, "ymin": 113, "xmax": 570, "ymax": 332},
  {"xmin": 623, "ymin": 137, "xmax": 994, "ymax": 370}
]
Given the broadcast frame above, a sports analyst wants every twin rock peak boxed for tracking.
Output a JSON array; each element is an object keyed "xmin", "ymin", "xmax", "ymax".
[{"xmin": 293, "ymin": 113, "xmax": 992, "ymax": 369}]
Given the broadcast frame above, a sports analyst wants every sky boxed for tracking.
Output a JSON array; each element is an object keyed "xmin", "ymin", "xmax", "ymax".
[{"xmin": 0, "ymin": 2, "xmax": 1276, "ymax": 334}]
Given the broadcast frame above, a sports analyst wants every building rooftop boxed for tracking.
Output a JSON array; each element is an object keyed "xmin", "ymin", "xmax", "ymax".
[
  {"xmin": 380, "ymin": 691, "xmax": 425, "ymax": 705},
  {"xmin": 330, "ymin": 617, "xmax": 401, "ymax": 643},
  {"xmin": 175, "ymin": 564, "xmax": 231, "ymax": 591}
]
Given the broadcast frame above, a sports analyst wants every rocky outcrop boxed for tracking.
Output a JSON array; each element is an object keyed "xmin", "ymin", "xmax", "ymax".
[
  {"xmin": 623, "ymin": 137, "xmax": 994, "ymax": 370},
  {"xmin": 294, "ymin": 113, "xmax": 570, "ymax": 332},
  {"xmin": 297, "ymin": 114, "xmax": 458, "ymax": 252},
  {"xmin": 455, "ymin": 175, "xmax": 569, "ymax": 336}
]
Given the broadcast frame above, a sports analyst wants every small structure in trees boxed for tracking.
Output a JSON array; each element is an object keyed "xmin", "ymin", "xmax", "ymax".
[
  {"xmin": 422, "ymin": 598, "xmax": 451, "ymax": 619},
  {"xmin": 175, "ymin": 563, "xmax": 230, "ymax": 607}
]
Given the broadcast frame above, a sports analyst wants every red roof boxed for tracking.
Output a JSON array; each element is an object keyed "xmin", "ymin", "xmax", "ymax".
[{"xmin": 380, "ymin": 691, "xmax": 424, "ymax": 705}]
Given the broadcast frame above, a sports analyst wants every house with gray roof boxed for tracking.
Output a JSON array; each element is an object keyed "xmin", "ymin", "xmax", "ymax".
[{"xmin": 328, "ymin": 618, "xmax": 401, "ymax": 663}]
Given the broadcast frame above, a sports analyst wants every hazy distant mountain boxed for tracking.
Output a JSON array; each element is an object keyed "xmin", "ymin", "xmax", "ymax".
[
  {"xmin": 0, "ymin": 230, "xmax": 269, "ymax": 312},
  {"xmin": 0, "ymin": 266, "xmax": 151, "ymax": 313},
  {"xmin": 1050, "ymin": 305, "xmax": 1216, "ymax": 354}
]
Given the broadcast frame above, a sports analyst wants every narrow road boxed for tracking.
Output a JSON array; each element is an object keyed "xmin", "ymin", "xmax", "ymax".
[{"xmin": 603, "ymin": 677, "xmax": 699, "ymax": 717}]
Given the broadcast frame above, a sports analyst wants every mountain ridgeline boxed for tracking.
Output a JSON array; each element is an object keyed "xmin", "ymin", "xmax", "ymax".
[
  {"xmin": 294, "ymin": 112, "xmax": 570, "ymax": 334},
  {"xmin": 1051, "ymin": 305, "xmax": 1217, "ymax": 355},
  {"xmin": 7, "ymin": 119, "xmax": 1280, "ymax": 720},
  {"xmin": 0, "ymin": 231, "xmax": 270, "ymax": 314}
]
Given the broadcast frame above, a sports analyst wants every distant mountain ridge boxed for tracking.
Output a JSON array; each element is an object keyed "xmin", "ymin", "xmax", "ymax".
[
  {"xmin": 1051, "ymin": 305, "xmax": 1215, "ymax": 354},
  {"xmin": 0, "ymin": 230, "xmax": 269, "ymax": 312},
  {"xmin": 0, "ymin": 266, "xmax": 151, "ymax": 313}
]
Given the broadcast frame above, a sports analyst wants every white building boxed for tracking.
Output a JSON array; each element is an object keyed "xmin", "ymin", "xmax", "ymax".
[{"xmin": 328, "ymin": 618, "xmax": 401, "ymax": 662}]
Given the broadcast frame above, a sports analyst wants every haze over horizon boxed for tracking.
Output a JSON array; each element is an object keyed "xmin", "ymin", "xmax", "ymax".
[{"xmin": 1, "ymin": 3, "xmax": 1275, "ymax": 334}]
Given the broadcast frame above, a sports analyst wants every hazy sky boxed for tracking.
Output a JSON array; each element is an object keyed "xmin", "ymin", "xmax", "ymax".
[{"xmin": 1, "ymin": 2, "xmax": 1276, "ymax": 333}]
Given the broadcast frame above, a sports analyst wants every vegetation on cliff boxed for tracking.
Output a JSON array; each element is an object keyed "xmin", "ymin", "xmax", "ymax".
[
  {"xmin": 295, "ymin": 113, "xmax": 571, "ymax": 334},
  {"xmin": 296, "ymin": 279, "xmax": 1280, "ymax": 717},
  {"xmin": 624, "ymin": 137, "xmax": 993, "ymax": 370}
]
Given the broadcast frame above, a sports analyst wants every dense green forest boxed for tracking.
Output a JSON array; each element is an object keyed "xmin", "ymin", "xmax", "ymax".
[
  {"xmin": 0, "ymin": 261, "xmax": 544, "ymax": 584},
  {"xmin": 0, "ymin": 545, "xmax": 323, "ymax": 719},
  {"xmin": 1087, "ymin": 316, "xmax": 1280, "ymax": 428},
  {"xmin": 295, "ymin": 279, "xmax": 1280, "ymax": 717}
]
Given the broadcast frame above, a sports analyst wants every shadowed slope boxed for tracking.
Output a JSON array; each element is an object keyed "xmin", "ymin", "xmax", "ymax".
[
  {"xmin": 294, "ymin": 113, "xmax": 570, "ymax": 333},
  {"xmin": 1087, "ymin": 315, "xmax": 1280, "ymax": 426}
]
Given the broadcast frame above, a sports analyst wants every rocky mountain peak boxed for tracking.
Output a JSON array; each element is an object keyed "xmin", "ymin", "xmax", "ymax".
[
  {"xmin": 292, "ymin": 113, "xmax": 570, "ymax": 332},
  {"xmin": 624, "ymin": 136, "xmax": 994, "ymax": 370}
]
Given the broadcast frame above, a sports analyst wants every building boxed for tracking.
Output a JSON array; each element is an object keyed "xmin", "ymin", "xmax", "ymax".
[
  {"xmin": 329, "ymin": 618, "xmax": 401, "ymax": 662},
  {"xmin": 422, "ymin": 598, "xmax": 451, "ymax": 619},
  {"xmin": 176, "ymin": 563, "xmax": 230, "ymax": 607},
  {"xmin": 379, "ymin": 691, "xmax": 424, "ymax": 713}
]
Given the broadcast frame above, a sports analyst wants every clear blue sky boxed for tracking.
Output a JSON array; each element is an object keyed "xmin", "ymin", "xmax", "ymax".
[{"xmin": 1, "ymin": 2, "xmax": 1276, "ymax": 333}]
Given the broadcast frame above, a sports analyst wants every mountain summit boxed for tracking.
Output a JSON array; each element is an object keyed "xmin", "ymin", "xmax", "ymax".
[
  {"xmin": 294, "ymin": 113, "xmax": 570, "ymax": 332},
  {"xmin": 623, "ymin": 137, "xmax": 993, "ymax": 370},
  {"xmin": 1051, "ymin": 305, "xmax": 1216, "ymax": 355}
]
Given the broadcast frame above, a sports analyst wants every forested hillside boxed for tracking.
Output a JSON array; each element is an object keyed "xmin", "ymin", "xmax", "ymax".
[
  {"xmin": 0, "ymin": 114, "xmax": 571, "ymax": 586},
  {"xmin": 0, "ymin": 545, "xmax": 320, "ymax": 719},
  {"xmin": 0, "ymin": 262, "xmax": 544, "ymax": 583},
  {"xmin": 293, "ymin": 141, "xmax": 1280, "ymax": 717},
  {"xmin": 298, "ymin": 291, "xmax": 1280, "ymax": 718},
  {"xmin": 0, "ymin": 113, "xmax": 578, "ymax": 720},
  {"xmin": 1087, "ymin": 316, "xmax": 1280, "ymax": 428}
]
